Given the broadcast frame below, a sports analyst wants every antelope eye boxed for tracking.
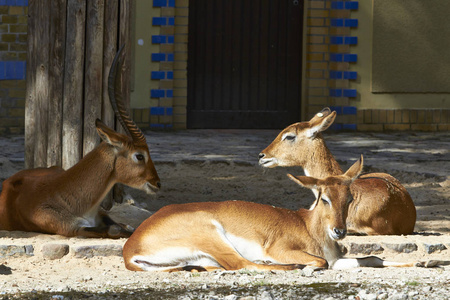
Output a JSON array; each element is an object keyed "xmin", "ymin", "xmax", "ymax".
[
  {"xmin": 282, "ymin": 134, "xmax": 296, "ymax": 142},
  {"xmin": 321, "ymin": 198, "xmax": 330, "ymax": 206},
  {"xmin": 134, "ymin": 153, "xmax": 145, "ymax": 161}
]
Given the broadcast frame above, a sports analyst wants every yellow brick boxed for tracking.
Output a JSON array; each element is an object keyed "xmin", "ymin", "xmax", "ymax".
[
  {"xmin": 174, "ymin": 61, "xmax": 187, "ymax": 70},
  {"xmin": 161, "ymin": 7, "xmax": 175, "ymax": 16},
  {"xmin": 174, "ymin": 34, "xmax": 188, "ymax": 43},
  {"xmin": 307, "ymin": 18, "xmax": 325, "ymax": 27},
  {"xmin": 160, "ymin": 26, "xmax": 175, "ymax": 35},
  {"xmin": 176, "ymin": 0, "xmax": 189, "ymax": 7},
  {"xmin": 174, "ymin": 52, "xmax": 188, "ymax": 61},
  {"xmin": 175, "ymin": 26, "xmax": 188, "ymax": 34},
  {"xmin": 307, "ymin": 88, "xmax": 327, "ymax": 96},
  {"xmin": 357, "ymin": 124, "xmax": 383, "ymax": 132},
  {"xmin": 308, "ymin": 9, "xmax": 329, "ymax": 18},
  {"xmin": 173, "ymin": 89, "xmax": 187, "ymax": 97},
  {"xmin": 159, "ymin": 98, "xmax": 173, "ymax": 107},
  {"xmin": 159, "ymin": 80, "xmax": 174, "ymax": 89},
  {"xmin": 307, "ymin": 44, "xmax": 328, "ymax": 52},
  {"xmin": 384, "ymin": 124, "xmax": 411, "ymax": 131},
  {"xmin": 173, "ymin": 114, "xmax": 187, "ymax": 123},
  {"xmin": 394, "ymin": 110, "xmax": 402, "ymax": 123},
  {"xmin": 329, "ymin": 45, "xmax": 349, "ymax": 53},
  {"xmin": 386, "ymin": 110, "xmax": 395, "ymax": 123},
  {"xmin": 410, "ymin": 124, "xmax": 437, "ymax": 131},
  {"xmin": 174, "ymin": 70, "xmax": 187, "ymax": 79},
  {"xmin": 372, "ymin": 110, "xmax": 380, "ymax": 123},
  {"xmin": 174, "ymin": 43, "xmax": 187, "ymax": 52},
  {"xmin": 307, "ymin": 62, "xmax": 328, "ymax": 70},
  {"xmin": 379, "ymin": 110, "xmax": 387, "ymax": 123},
  {"xmin": 330, "ymin": 27, "xmax": 350, "ymax": 35},
  {"xmin": 160, "ymin": 44, "xmax": 174, "ymax": 53},
  {"xmin": 329, "ymin": 80, "xmax": 348, "ymax": 89},
  {"xmin": 330, "ymin": 10, "xmax": 350, "ymax": 18},
  {"xmin": 364, "ymin": 110, "xmax": 372, "ymax": 123},
  {"xmin": 402, "ymin": 110, "xmax": 410, "ymax": 123},
  {"xmin": 173, "ymin": 97, "xmax": 187, "ymax": 106},
  {"xmin": 174, "ymin": 79, "xmax": 187, "ymax": 88},
  {"xmin": 308, "ymin": 79, "xmax": 328, "ymax": 88},
  {"xmin": 308, "ymin": 97, "xmax": 328, "ymax": 106},
  {"xmin": 309, "ymin": 36, "xmax": 324, "ymax": 44},
  {"xmin": 309, "ymin": 1, "xmax": 326, "ymax": 9},
  {"xmin": 307, "ymin": 53, "xmax": 324, "ymax": 61},
  {"xmin": 175, "ymin": 7, "xmax": 189, "ymax": 16},
  {"xmin": 175, "ymin": 16, "xmax": 188, "ymax": 26},
  {"xmin": 308, "ymin": 27, "xmax": 329, "ymax": 35},
  {"xmin": 173, "ymin": 106, "xmax": 186, "ymax": 114},
  {"xmin": 9, "ymin": 6, "xmax": 23, "ymax": 15},
  {"xmin": 437, "ymin": 124, "xmax": 450, "ymax": 131},
  {"xmin": 307, "ymin": 70, "xmax": 325, "ymax": 79},
  {"xmin": 160, "ymin": 62, "xmax": 174, "ymax": 70}
]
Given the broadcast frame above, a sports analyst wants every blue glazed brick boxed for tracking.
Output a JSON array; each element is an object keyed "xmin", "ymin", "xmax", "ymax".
[
  {"xmin": 152, "ymin": 17, "xmax": 167, "ymax": 26},
  {"xmin": 166, "ymin": 89, "xmax": 173, "ymax": 98},
  {"xmin": 150, "ymin": 123, "xmax": 165, "ymax": 129},
  {"xmin": 167, "ymin": 35, "xmax": 174, "ymax": 44},
  {"xmin": 329, "ymin": 89, "xmax": 342, "ymax": 97},
  {"xmin": 330, "ymin": 124, "xmax": 343, "ymax": 131},
  {"xmin": 153, "ymin": 0, "xmax": 167, "ymax": 7},
  {"xmin": 330, "ymin": 53, "xmax": 343, "ymax": 62},
  {"xmin": 168, "ymin": 0, "xmax": 175, "ymax": 7},
  {"xmin": 343, "ymin": 124, "xmax": 357, "ymax": 130},
  {"xmin": 151, "ymin": 89, "xmax": 165, "ymax": 98},
  {"xmin": 166, "ymin": 107, "xmax": 173, "ymax": 116},
  {"xmin": 6, "ymin": 0, "xmax": 16, "ymax": 6},
  {"xmin": 343, "ymin": 54, "xmax": 357, "ymax": 62},
  {"xmin": 0, "ymin": 62, "xmax": 5, "ymax": 80},
  {"xmin": 343, "ymin": 71, "xmax": 357, "ymax": 80},
  {"xmin": 151, "ymin": 71, "xmax": 165, "ymax": 80},
  {"xmin": 330, "ymin": 36, "xmax": 344, "ymax": 45},
  {"xmin": 345, "ymin": 19, "xmax": 358, "ymax": 27},
  {"xmin": 345, "ymin": 1, "xmax": 359, "ymax": 10},
  {"xmin": 344, "ymin": 36, "xmax": 358, "ymax": 45},
  {"xmin": 331, "ymin": 1, "xmax": 344, "ymax": 9},
  {"xmin": 343, "ymin": 89, "xmax": 357, "ymax": 97},
  {"xmin": 150, "ymin": 107, "xmax": 165, "ymax": 116},
  {"xmin": 343, "ymin": 106, "xmax": 357, "ymax": 115},
  {"xmin": 330, "ymin": 106, "xmax": 343, "ymax": 114},
  {"xmin": 167, "ymin": 53, "xmax": 174, "ymax": 61},
  {"xmin": 168, "ymin": 17, "xmax": 175, "ymax": 26},
  {"xmin": 151, "ymin": 53, "xmax": 166, "ymax": 61},
  {"xmin": 16, "ymin": 61, "xmax": 25, "ymax": 79},
  {"xmin": 152, "ymin": 35, "xmax": 166, "ymax": 44},
  {"xmin": 329, "ymin": 71, "xmax": 343, "ymax": 79},
  {"xmin": 331, "ymin": 18, "xmax": 344, "ymax": 27},
  {"xmin": 167, "ymin": 71, "xmax": 173, "ymax": 79},
  {"xmin": 5, "ymin": 61, "xmax": 15, "ymax": 79}
]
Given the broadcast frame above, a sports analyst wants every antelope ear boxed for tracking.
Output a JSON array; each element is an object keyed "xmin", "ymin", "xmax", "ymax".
[
  {"xmin": 344, "ymin": 155, "xmax": 364, "ymax": 181},
  {"xmin": 287, "ymin": 174, "xmax": 319, "ymax": 189},
  {"xmin": 96, "ymin": 119, "xmax": 124, "ymax": 148},
  {"xmin": 306, "ymin": 110, "xmax": 337, "ymax": 138}
]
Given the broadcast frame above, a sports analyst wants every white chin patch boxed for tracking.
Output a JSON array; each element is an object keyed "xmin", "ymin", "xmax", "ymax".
[
  {"xmin": 259, "ymin": 158, "xmax": 279, "ymax": 168},
  {"xmin": 327, "ymin": 227, "xmax": 339, "ymax": 241}
]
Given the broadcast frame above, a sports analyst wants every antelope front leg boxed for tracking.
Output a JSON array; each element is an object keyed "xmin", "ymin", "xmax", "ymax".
[{"xmin": 266, "ymin": 248, "xmax": 329, "ymax": 269}]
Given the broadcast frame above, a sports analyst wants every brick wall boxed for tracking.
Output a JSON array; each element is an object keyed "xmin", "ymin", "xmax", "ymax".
[
  {"xmin": 305, "ymin": 0, "xmax": 359, "ymax": 130},
  {"xmin": 0, "ymin": 0, "xmax": 27, "ymax": 135},
  {"xmin": 357, "ymin": 109, "xmax": 450, "ymax": 132}
]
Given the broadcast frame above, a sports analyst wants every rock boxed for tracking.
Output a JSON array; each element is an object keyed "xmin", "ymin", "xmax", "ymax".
[
  {"xmin": 382, "ymin": 242, "xmax": 418, "ymax": 253},
  {"xmin": 224, "ymin": 295, "xmax": 238, "ymax": 300},
  {"xmin": 422, "ymin": 243, "xmax": 447, "ymax": 254},
  {"xmin": 0, "ymin": 245, "xmax": 34, "ymax": 258},
  {"xmin": 41, "ymin": 244, "xmax": 70, "ymax": 260},
  {"xmin": 260, "ymin": 291, "xmax": 273, "ymax": 300},
  {"xmin": 71, "ymin": 244, "xmax": 122, "ymax": 258},
  {"xmin": 303, "ymin": 266, "xmax": 315, "ymax": 277},
  {"xmin": 348, "ymin": 243, "xmax": 384, "ymax": 255}
]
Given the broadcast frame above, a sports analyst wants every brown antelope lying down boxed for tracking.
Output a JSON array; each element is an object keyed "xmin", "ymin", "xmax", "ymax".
[
  {"xmin": 0, "ymin": 47, "xmax": 160, "ymax": 238},
  {"xmin": 259, "ymin": 108, "xmax": 416, "ymax": 236},
  {"xmin": 123, "ymin": 156, "xmax": 431, "ymax": 272}
]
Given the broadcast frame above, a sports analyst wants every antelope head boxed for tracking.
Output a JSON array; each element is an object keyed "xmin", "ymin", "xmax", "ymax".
[
  {"xmin": 97, "ymin": 46, "xmax": 160, "ymax": 194},
  {"xmin": 288, "ymin": 155, "xmax": 363, "ymax": 241},
  {"xmin": 259, "ymin": 108, "xmax": 337, "ymax": 168}
]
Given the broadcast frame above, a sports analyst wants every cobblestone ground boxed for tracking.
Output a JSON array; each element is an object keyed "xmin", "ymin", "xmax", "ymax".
[{"xmin": 0, "ymin": 130, "xmax": 449, "ymax": 299}]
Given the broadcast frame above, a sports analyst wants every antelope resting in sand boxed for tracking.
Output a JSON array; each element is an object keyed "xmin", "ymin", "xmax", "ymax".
[
  {"xmin": 123, "ymin": 156, "xmax": 430, "ymax": 272},
  {"xmin": 0, "ymin": 47, "xmax": 160, "ymax": 238},
  {"xmin": 259, "ymin": 108, "xmax": 416, "ymax": 236}
]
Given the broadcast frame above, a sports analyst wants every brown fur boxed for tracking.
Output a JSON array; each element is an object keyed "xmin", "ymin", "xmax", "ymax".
[
  {"xmin": 122, "ymin": 158, "xmax": 363, "ymax": 272},
  {"xmin": 259, "ymin": 107, "xmax": 416, "ymax": 235}
]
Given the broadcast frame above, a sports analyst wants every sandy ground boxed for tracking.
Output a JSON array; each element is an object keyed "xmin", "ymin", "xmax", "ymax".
[{"xmin": 0, "ymin": 130, "xmax": 449, "ymax": 298}]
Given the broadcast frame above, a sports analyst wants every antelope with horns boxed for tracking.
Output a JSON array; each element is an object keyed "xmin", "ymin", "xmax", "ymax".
[
  {"xmin": 259, "ymin": 107, "xmax": 416, "ymax": 236},
  {"xmin": 123, "ymin": 156, "xmax": 429, "ymax": 272},
  {"xmin": 0, "ymin": 47, "xmax": 160, "ymax": 238}
]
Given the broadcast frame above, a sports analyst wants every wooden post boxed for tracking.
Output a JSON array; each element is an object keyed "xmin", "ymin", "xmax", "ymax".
[{"xmin": 25, "ymin": 0, "xmax": 132, "ymax": 207}]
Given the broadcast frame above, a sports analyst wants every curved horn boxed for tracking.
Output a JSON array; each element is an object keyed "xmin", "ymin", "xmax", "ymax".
[{"xmin": 108, "ymin": 45, "xmax": 147, "ymax": 145}]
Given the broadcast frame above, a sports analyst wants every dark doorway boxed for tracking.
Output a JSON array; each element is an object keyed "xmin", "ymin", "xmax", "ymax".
[{"xmin": 187, "ymin": 0, "xmax": 304, "ymax": 129}]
